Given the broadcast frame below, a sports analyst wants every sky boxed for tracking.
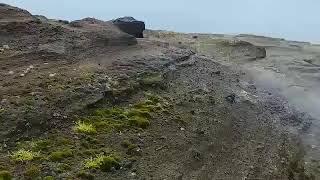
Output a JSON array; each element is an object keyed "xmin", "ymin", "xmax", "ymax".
[{"xmin": 2, "ymin": 0, "xmax": 320, "ymax": 42}]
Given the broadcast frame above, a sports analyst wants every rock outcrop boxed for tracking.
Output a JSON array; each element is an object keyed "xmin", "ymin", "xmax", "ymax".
[
  {"xmin": 112, "ymin": 17, "xmax": 145, "ymax": 38},
  {"xmin": 0, "ymin": 4, "xmax": 137, "ymax": 53}
]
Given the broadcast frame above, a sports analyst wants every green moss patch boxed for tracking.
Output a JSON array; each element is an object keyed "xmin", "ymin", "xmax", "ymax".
[
  {"xmin": 43, "ymin": 176, "xmax": 55, "ymax": 180},
  {"xmin": 76, "ymin": 171, "xmax": 94, "ymax": 180},
  {"xmin": 79, "ymin": 94, "xmax": 168, "ymax": 132},
  {"xmin": 24, "ymin": 165, "xmax": 40, "ymax": 179},
  {"xmin": 128, "ymin": 116, "xmax": 150, "ymax": 129},
  {"xmin": 11, "ymin": 149, "xmax": 40, "ymax": 162},
  {"xmin": 49, "ymin": 149, "xmax": 73, "ymax": 161},
  {"xmin": 73, "ymin": 121, "xmax": 97, "ymax": 134},
  {"xmin": 56, "ymin": 163, "xmax": 72, "ymax": 173},
  {"xmin": 6, "ymin": 94, "xmax": 171, "ymax": 178},
  {"xmin": 84, "ymin": 155, "xmax": 121, "ymax": 172},
  {"xmin": 0, "ymin": 170, "xmax": 12, "ymax": 180}
]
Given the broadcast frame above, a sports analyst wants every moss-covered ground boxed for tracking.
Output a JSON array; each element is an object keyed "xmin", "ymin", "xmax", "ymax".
[{"xmin": 0, "ymin": 92, "xmax": 170, "ymax": 179}]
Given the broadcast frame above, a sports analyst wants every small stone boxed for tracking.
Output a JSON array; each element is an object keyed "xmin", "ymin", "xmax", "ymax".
[
  {"xmin": 2, "ymin": 45, "xmax": 9, "ymax": 49},
  {"xmin": 29, "ymin": 65, "xmax": 34, "ymax": 69},
  {"xmin": 191, "ymin": 148, "xmax": 201, "ymax": 160},
  {"xmin": 130, "ymin": 172, "xmax": 137, "ymax": 176},
  {"xmin": 8, "ymin": 71, "xmax": 14, "ymax": 75},
  {"xmin": 20, "ymin": 73, "xmax": 25, "ymax": 77},
  {"xmin": 225, "ymin": 94, "xmax": 236, "ymax": 103},
  {"xmin": 122, "ymin": 160, "xmax": 134, "ymax": 168},
  {"xmin": 24, "ymin": 68, "xmax": 31, "ymax": 73},
  {"xmin": 1, "ymin": 99, "xmax": 7, "ymax": 104},
  {"xmin": 104, "ymin": 83, "xmax": 111, "ymax": 91},
  {"xmin": 44, "ymin": 63, "xmax": 49, "ymax": 65},
  {"xmin": 49, "ymin": 73, "xmax": 56, "ymax": 77},
  {"xmin": 53, "ymin": 112, "xmax": 61, "ymax": 117},
  {"xmin": 256, "ymin": 145, "xmax": 264, "ymax": 150},
  {"xmin": 118, "ymin": 73, "xmax": 129, "ymax": 80},
  {"xmin": 213, "ymin": 71, "xmax": 221, "ymax": 75},
  {"xmin": 0, "ymin": 48, "xmax": 4, "ymax": 52},
  {"xmin": 180, "ymin": 127, "xmax": 185, "ymax": 131}
]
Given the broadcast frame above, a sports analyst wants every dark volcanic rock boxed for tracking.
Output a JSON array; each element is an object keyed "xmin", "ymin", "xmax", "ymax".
[
  {"xmin": 255, "ymin": 46, "xmax": 267, "ymax": 58},
  {"xmin": 112, "ymin": 17, "xmax": 145, "ymax": 38}
]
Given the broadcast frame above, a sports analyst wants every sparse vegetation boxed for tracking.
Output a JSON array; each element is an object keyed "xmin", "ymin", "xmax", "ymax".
[
  {"xmin": 0, "ymin": 108, "xmax": 5, "ymax": 114},
  {"xmin": 0, "ymin": 170, "xmax": 12, "ymax": 180},
  {"xmin": 76, "ymin": 170, "xmax": 94, "ymax": 180},
  {"xmin": 17, "ymin": 139, "xmax": 51, "ymax": 152},
  {"xmin": 139, "ymin": 73, "xmax": 164, "ymax": 86},
  {"xmin": 83, "ymin": 94, "xmax": 167, "ymax": 132},
  {"xmin": 11, "ymin": 149, "xmax": 40, "ymax": 162},
  {"xmin": 121, "ymin": 140, "xmax": 138, "ymax": 153},
  {"xmin": 73, "ymin": 121, "xmax": 97, "ymax": 134},
  {"xmin": 24, "ymin": 165, "xmax": 40, "ymax": 179},
  {"xmin": 43, "ymin": 176, "xmax": 55, "ymax": 180},
  {"xmin": 49, "ymin": 149, "xmax": 73, "ymax": 161},
  {"xmin": 84, "ymin": 155, "xmax": 121, "ymax": 172},
  {"xmin": 56, "ymin": 163, "xmax": 72, "ymax": 173},
  {"xmin": 128, "ymin": 116, "xmax": 150, "ymax": 129}
]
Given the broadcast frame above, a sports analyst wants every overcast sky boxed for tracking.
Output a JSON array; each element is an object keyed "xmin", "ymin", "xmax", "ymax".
[{"xmin": 2, "ymin": 0, "xmax": 320, "ymax": 42}]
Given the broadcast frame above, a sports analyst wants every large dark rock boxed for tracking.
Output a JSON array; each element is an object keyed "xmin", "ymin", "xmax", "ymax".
[
  {"xmin": 112, "ymin": 17, "xmax": 145, "ymax": 38},
  {"xmin": 255, "ymin": 46, "xmax": 267, "ymax": 58}
]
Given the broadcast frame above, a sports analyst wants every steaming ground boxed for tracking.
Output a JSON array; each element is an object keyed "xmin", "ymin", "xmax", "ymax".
[
  {"xmin": 145, "ymin": 31, "xmax": 320, "ymax": 177},
  {"xmin": 238, "ymin": 38, "xmax": 320, "ymax": 174},
  {"xmin": 203, "ymin": 33, "xmax": 320, "ymax": 176}
]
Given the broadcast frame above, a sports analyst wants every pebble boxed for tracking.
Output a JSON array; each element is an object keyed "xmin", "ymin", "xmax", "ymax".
[
  {"xmin": 180, "ymin": 127, "xmax": 185, "ymax": 131},
  {"xmin": 1, "ymin": 99, "xmax": 7, "ymax": 104},
  {"xmin": 20, "ymin": 73, "xmax": 25, "ymax": 77},
  {"xmin": 53, "ymin": 112, "xmax": 61, "ymax": 117},
  {"xmin": 2, "ymin": 45, "xmax": 9, "ymax": 49},
  {"xmin": 256, "ymin": 145, "xmax": 264, "ymax": 150},
  {"xmin": 130, "ymin": 172, "xmax": 137, "ymax": 176},
  {"xmin": 49, "ymin": 73, "xmax": 56, "ymax": 77},
  {"xmin": 8, "ymin": 71, "xmax": 14, "ymax": 75}
]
